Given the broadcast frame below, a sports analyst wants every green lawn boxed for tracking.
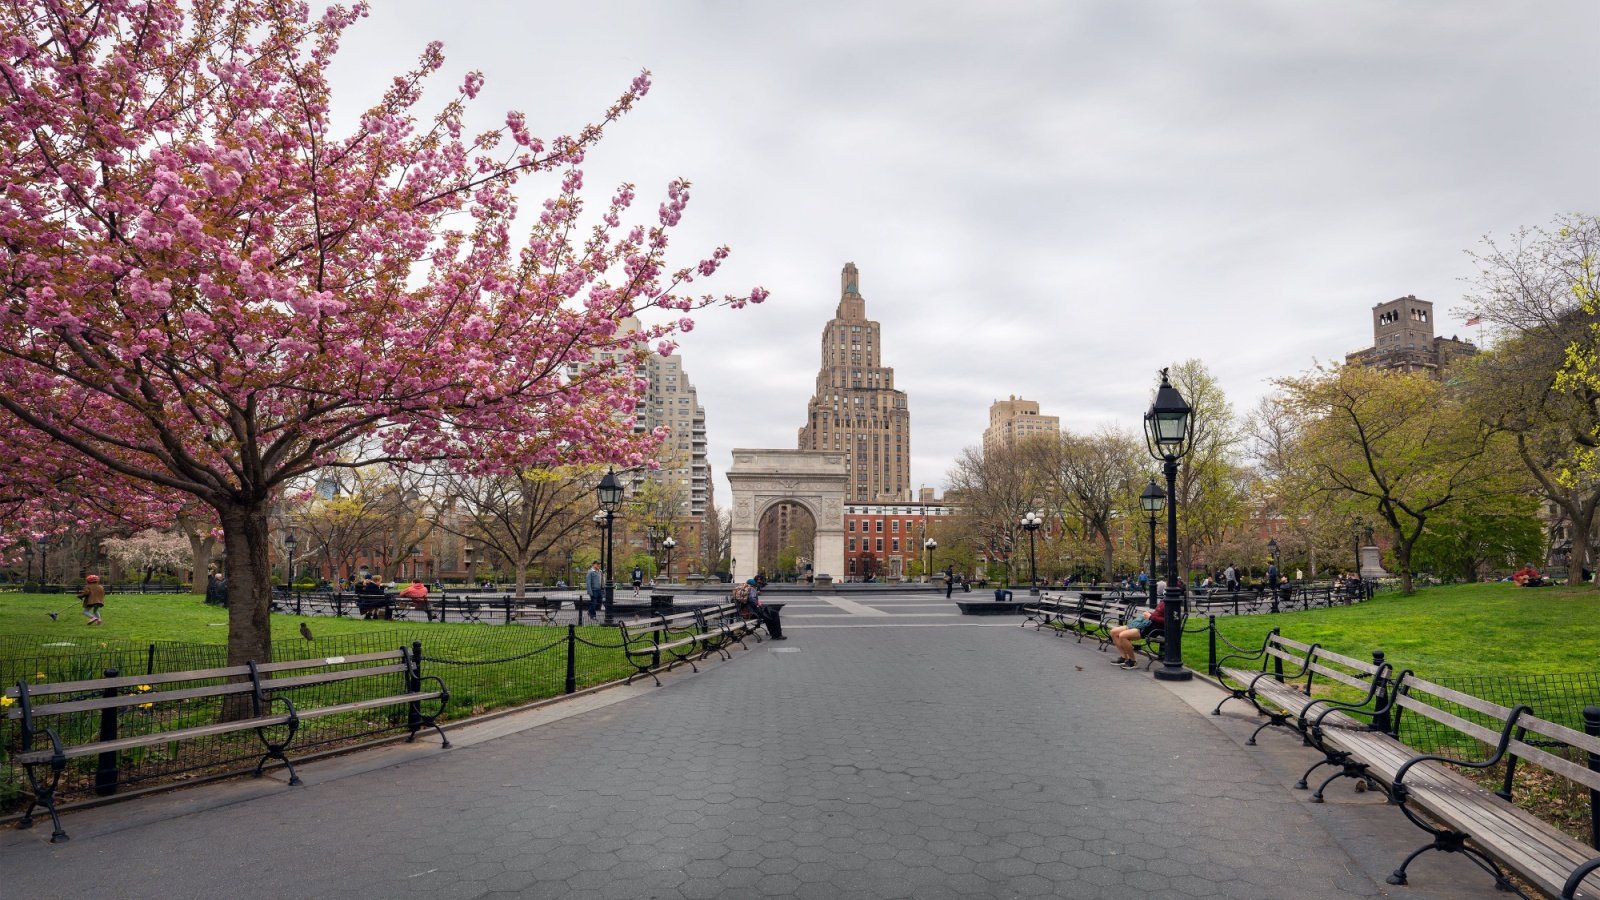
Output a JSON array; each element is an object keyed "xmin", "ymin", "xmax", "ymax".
[
  {"xmin": 0, "ymin": 592, "xmax": 637, "ymax": 713},
  {"xmin": 1182, "ymin": 581, "xmax": 1600, "ymax": 680}
]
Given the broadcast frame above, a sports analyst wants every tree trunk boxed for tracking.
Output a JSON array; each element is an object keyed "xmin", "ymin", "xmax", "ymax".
[
  {"xmin": 183, "ymin": 526, "xmax": 216, "ymax": 595},
  {"xmin": 514, "ymin": 554, "xmax": 529, "ymax": 600},
  {"xmin": 218, "ymin": 503, "xmax": 274, "ymax": 668},
  {"xmin": 1570, "ymin": 501, "xmax": 1597, "ymax": 586},
  {"xmin": 1394, "ymin": 538, "xmax": 1415, "ymax": 594}
]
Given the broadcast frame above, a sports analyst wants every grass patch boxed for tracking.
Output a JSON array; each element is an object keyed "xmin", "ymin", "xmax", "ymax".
[{"xmin": 1185, "ymin": 581, "xmax": 1600, "ymax": 679}]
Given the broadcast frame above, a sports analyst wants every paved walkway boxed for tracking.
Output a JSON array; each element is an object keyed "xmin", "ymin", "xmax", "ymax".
[{"xmin": 4, "ymin": 593, "xmax": 1502, "ymax": 898}]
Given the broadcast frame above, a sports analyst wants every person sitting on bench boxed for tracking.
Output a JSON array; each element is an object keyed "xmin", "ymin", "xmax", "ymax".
[
  {"xmin": 399, "ymin": 581, "xmax": 432, "ymax": 620},
  {"xmin": 1512, "ymin": 564, "xmax": 1547, "ymax": 587},
  {"xmin": 1109, "ymin": 591, "xmax": 1165, "ymax": 670}
]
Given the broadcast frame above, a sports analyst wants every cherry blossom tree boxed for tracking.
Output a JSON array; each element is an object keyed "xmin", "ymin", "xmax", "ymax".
[
  {"xmin": 102, "ymin": 528, "xmax": 193, "ymax": 583},
  {"xmin": 0, "ymin": 1, "xmax": 765, "ymax": 666}
]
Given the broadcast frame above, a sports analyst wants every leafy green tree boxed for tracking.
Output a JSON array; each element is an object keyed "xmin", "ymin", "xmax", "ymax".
[
  {"xmin": 1278, "ymin": 365, "xmax": 1519, "ymax": 593},
  {"xmin": 1461, "ymin": 214, "xmax": 1599, "ymax": 584},
  {"xmin": 1410, "ymin": 496, "xmax": 1546, "ymax": 582}
]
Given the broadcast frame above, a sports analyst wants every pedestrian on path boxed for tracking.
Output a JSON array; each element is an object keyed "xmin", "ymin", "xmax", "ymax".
[
  {"xmin": 585, "ymin": 561, "xmax": 605, "ymax": 623},
  {"xmin": 945, "ymin": 566, "xmax": 955, "ymax": 599},
  {"xmin": 78, "ymin": 574, "xmax": 105, "ymax": 625}
]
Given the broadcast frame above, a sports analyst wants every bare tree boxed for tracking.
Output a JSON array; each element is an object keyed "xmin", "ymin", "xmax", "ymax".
[
  {"xmin": 1026, "ymin": 428, "xmax": 1143, "ymax": 579},
  {"xmin": 946, "ymin": 442, "xmax": 1036, "ymax": 583},
  {"xmin": 440, "ymin": 467, "xmax": 596, "ymax": 598}
]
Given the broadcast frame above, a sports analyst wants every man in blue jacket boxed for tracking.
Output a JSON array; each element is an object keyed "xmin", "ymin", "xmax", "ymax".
[{"xmin": 585, "ymin": 561, "xmax": 606, "ymax": 623}]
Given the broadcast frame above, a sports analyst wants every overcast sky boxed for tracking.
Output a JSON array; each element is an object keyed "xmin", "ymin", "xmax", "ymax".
[{"xmin": 334, "ymin": 1, "xmax": 1599, "ymax": 502}]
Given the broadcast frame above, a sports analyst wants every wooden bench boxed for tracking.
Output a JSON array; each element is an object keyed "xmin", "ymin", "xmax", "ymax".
[
  {"xmin": 1054, "ymin": 594, "xmax": 1137, "ymax": 650},
  {"xmin": 1021, "ymin": 593, "xmax": 1084, "ymax": 632},
  {"xmin": 5, "ymin": 647, "xmax": 449, "ymax": 843},
  {"xmin": 617, "ymin": 604, "xmax": 760, "ymax": 686},
  {"xmin": 1212, "ymin": 631, "xmax": 1394, "ymax": 751},
  {"xmin": 1314, "ymin": 676, "xmax": 1600, "ymax": 898},
  {"xmin": 1213, "ymin": 634, "xmax": 1600, "ymax": 898}
]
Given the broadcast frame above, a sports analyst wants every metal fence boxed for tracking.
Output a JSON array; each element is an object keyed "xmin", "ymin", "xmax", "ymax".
[{"xmin": 1, "ymin": 625, "xmax": 634, "ymax": 814}]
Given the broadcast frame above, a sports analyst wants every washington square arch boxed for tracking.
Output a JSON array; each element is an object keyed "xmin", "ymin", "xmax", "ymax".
[{"xmin": 726, "ymin": 449, "xmax": 847, "ymax": 583}]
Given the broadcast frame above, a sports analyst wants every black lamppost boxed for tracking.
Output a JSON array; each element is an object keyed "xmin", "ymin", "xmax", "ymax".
[
  {"xmin": 595, "ymin": 468, "xmax": 624, "ymax": 617},
  {"xmin": 924, "ymin": 537, "xmax": 937, "ymax": 583},
  {"xmin": 284, "ymin": 532, "xmax": 298, "ymax": 588},
  {"xmin": 661, "ymin": 536, "xmax": 676, "ymax": 584},
  {"xmin": 1140, "ymin": 478, "xmax": 1166, "ymax": 607},
  {"xmin": 24, "ymin": 543, "xmax": 34, "ymax": 588},
  {"xmin": 1143, "ymin": 368, "xmax": 1194, "ymax": 682},
  {"xmin": 1020, "ymin": 511, "xmax": 1043, "ymax": 594},
  {"xmin": 38, "ymin": 537, "xmax": 49, "ymax": 589},
  {"xmin": 1267, "ymin": 537, "xmax": 1281, "ymax": 613},
  {"xmin": 1351, "ymin": 520, "xmax": 1363, "ymax": 576}
]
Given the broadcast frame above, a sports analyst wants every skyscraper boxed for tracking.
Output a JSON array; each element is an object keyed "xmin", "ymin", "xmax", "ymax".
[
  {"xmin": 983, "ymin": 396, "xmax": 1060, "ymax": 453},
  {"xmin": 798, "ymin": 263, "xmax": 911, "ymax": 502}
]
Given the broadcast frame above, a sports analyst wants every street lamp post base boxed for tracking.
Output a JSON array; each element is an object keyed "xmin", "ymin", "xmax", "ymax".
[{"xmin": 1152, "ymin": 664, "xmax": 1193, "ymax": 682}]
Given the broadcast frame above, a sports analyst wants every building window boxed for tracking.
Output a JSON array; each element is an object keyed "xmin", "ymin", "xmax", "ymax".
[
  {"xmin": 891, "ymin": 520, "xmax": 899, "ymax": 532},
  {"xmin": 876, "ymin": 520, "xmax": 884, "ymax": 532},
  {"xmin": 849, "ymin": 538, "xmax": 856, "ymax": 551},
  {"xmin": 891, "ymin": 538, "xmax": 899, "ymax": 552},
  {"xmin": 876, "ymin": 538, "xmax": 884, "ymax": 552},
  {"xmin": 848, "ymin": 520, "xmax": 856, "ymax": 532}
]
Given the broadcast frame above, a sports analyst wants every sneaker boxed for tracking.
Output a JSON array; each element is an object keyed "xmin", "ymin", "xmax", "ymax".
[{"xmin": 1119, "ymin": 658, "xmax": 1138, "ymax": 669}]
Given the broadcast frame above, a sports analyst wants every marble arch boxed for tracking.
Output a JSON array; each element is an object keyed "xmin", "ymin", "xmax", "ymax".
[{"xmin": 726, "ymin": 449, "xmax": 846, "ymax": 584}]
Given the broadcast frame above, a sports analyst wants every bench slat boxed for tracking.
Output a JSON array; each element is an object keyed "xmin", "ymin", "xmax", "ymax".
[
  {"xmin": 294, "ymin": 692, "xmax": 443, "ymax": 722},
  {"xmin": 5, "ymin": 664, "xmax": 254, "ymax": 699},
  {"xmin": 1394, "ymin": 694, "xmax": 1509, "ymax": 748},
  {"xmin": 1403, "ymin": 674, "xmax": 1518, "ymax": 720},
  {"xmin": 15, "ymin": 713, "xmax": 296, "ymax": 764},
  {"xmin": 261, "ymin": 663, "xmax": 409, "ymax": 692},
  {"xmin": 255, "ymin": 651, "xmax": 403, "ymax": 674},
  {"xmin": 17, "ymin": 680, "xmax": 258, "ymax": 718}
]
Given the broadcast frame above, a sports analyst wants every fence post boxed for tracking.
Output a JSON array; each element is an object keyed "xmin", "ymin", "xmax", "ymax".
[
  {"xmin": 95, "ymin": 666, "xmax": 120, "ymax": 796},
  {"xmin": 146, "ymin": 643, "xmax": 156, "ymax": 676},
  {"xmin": 1371, "ymin": 651, "xmax": 1391, "ymax": 734},
  {"xmin": 295, "ymin": 590, "xmax": 303, "ymax": 616},
  {"xmin": 407, "ymin": 641, "xmax": 423, "ymax": 736},
  {"xmin": 564, "ymin": 625, "xmax": 577, "ymax": 694},
  {"xmin": 1207, "ymin": 615, "xmax": 1218, "ymax": 676},
  {"xmin": 504, "ymin": 596, "xmax": 513, "ymax": 625},
  {"xmin": 1584, "ymin": 706, "xmax": 1599, "ymax": 851}
]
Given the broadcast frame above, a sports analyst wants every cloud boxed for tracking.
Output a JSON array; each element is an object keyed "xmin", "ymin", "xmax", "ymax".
[{"xmin": 335, "ymin": 0, "xmax": 1600, "ymax": 501}]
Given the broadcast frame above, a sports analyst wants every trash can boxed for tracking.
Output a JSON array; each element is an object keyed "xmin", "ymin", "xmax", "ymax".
[{"xmin": 762, "ymin": 602, "xmax": 786, "ymax": 639}]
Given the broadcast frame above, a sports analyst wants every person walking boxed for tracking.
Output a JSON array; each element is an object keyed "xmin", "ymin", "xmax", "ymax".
[
  {"xmin": 585, "ymin": 561, "xmax": 605, "ymax": 623},
  {"xmin": 78, "ymin": 574, "xmax": 106, "ymax": 625},
  {"xmin": 944, "ymin": 565, "xmax": 955, "ymax": 599},
  {"xmin": 631, "ymin": 566, "xmax": 644, "ymax": 596}
]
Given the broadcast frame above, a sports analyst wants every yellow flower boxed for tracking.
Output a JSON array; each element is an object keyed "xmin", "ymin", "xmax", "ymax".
[
  {"xmin": 34, "ymin": 671, "xmax": 46, "ymax": 680},
  {"xmin": 1, "ymin": 696, "xmax": 15, "ymax": 708},
  {"xmin": 137, "ymin": 684, "xmax": 152, "ymax": 692},
  {"xmin": 137, "ymin": 702, "xmax": 154, "ymax": 710}
]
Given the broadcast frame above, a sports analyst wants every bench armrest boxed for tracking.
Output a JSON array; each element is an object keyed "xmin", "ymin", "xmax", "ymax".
[
  {"xmin": 416, "ymin": 673, "xmax": 451, "ymax": 712},
  {"xmin": 1300, "ymin": 664, "xmax": 1394, "ymax": 731},
  {"xmin": 1563, "ymin": 856, "xmax": 1600, "ymax": 900},
  {"xmin": 1214, "ymin": 629, "xmax": 1279, "ymax": 671},
  {"xmin": 1391, "ymin": 704, "xmax": 1531, "ymax": 801}
]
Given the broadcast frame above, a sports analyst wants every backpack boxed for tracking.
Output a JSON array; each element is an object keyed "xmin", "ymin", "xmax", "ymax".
[{"xmin": 732, "ymin": 583, "xmax": 751, "ymax": 602}]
